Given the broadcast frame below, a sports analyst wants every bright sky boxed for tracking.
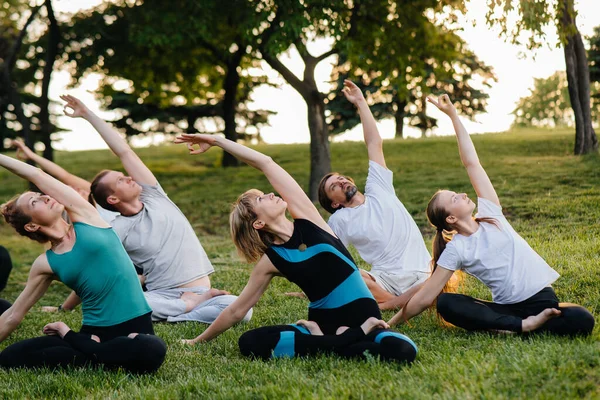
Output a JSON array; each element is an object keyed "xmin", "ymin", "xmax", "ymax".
[{"xmin": 46, "ymin": 0, "xmax": 600, "ymax": 151}]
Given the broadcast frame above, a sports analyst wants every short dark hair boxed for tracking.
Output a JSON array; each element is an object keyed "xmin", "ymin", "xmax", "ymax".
[
  {"xmin": 89, "ymin": 170, "xmax": 117, "ymax": 212},
  {"xmin": 318, "ymin": 172, "xmax": 357, "ymax": 214}
]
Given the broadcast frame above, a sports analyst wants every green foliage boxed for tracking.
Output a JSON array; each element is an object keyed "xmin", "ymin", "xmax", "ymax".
[
  {"xmin": 62, "ymin": 0, "xmax": 273, "ymax": 140},
  {"xmin": 513, "ymin": 71, "xmax": 600, "ymax": 128},
  {"xmin": 327, "ymin": 19, "xmax": 495, "ymax": 136},
  {"xmin": 0, "ymin": 130, "xmax": 599, "ymax": 398}
]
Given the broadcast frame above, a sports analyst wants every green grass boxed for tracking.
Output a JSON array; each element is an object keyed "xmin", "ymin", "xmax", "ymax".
[{"xmin": 0, "ymin": 128, "xmax": 599, "ymax": 399}]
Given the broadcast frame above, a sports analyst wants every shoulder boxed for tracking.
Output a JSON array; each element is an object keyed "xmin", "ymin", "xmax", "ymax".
[{"xmin": 32, "ymin": 254, "xmax": 53, "ymax": 276}]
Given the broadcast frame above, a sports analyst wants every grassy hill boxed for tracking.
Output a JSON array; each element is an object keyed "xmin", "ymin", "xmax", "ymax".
[{"xmin": 0, "ymin": 128, "xmax": 598, "ymax": 399}]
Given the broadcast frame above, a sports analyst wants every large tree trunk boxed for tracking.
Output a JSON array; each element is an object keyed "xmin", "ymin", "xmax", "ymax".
[
  {"xmin": 305, "ymin": 91, "xmax": 330, "ymax": 200},
  {"xmin": 39, "ymin": 0, "xmax": 60, "ymax": 161},
  {"xmin": 0, "ymin": 103, "xmax": 7, "ymax": 152},
  {"xmin": 260, "ymin": 43, "xmax": 334, "ymax": 201},
  {"xmin": 561, "ymin": 0, "xmax": 598, "ymax": 154},
  {"xmin": 221, "ymin": 50, "xmax": 243, "ymax": 167},
  {"xmin": 394, "ymin": 100, "xmax": 407, "ymax": 138}
]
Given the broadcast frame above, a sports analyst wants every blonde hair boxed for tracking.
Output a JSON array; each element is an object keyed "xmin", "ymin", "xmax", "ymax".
[{"xmin": 229, "ymin": 189, "xmax": 277, "ymax": 263}]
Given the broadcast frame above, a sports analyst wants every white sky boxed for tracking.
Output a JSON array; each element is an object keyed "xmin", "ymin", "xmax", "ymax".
[{"xmin": 45, "ymin": 0, "xmax": 600, "ymax": 151}]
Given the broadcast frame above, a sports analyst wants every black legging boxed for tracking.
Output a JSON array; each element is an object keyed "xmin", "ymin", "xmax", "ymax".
[
  {"xmin": 0, "ymin": 312, "xmax": 167, "ymax": 373},
  {"xmin": 238, "ymin": 324, "xmax": 417, "ymax": 363},
  {"xmin": 0, "ymin": 245, "xmax": 12, "ymax": 293},
  {"xmin": 0, "ymin": 246, "xmax": 13, "ymax": 316},
  {"xmin": 437, "ymin": 287, "xmax": 595, "ymax": 336}
]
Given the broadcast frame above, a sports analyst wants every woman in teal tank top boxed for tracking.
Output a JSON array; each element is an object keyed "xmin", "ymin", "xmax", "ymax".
[{"xmin": 0, "ymin": 153, "xmax": 166, "ymax": 374}]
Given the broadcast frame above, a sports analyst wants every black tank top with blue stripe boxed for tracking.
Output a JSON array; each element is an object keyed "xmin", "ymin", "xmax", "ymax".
[{"xmin": 265, "ymin": 219, "xmax": 381, "ymax": 334}]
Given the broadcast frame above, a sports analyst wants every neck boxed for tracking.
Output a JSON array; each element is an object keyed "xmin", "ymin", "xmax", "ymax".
[
  {"xmin": 265, "ymin": 216, "xmax": 295, "ymax": 244},
  {"xmin": 454, "ymin": 217, "xmax": 480, "ymax": 236},
  {"xmin": 341, "ymin": 191, "xmax": 365, "ymax": 209},
  {"xmin": 44, "ymin": 218, "xmax": 72, "ymax": 247},
  {"xmin": 116, "ymin": 198, "xmax": 144, "ymax": 216}
]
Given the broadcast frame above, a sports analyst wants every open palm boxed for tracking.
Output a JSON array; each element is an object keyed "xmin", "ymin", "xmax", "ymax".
[
  {"xmin": 341, "ymin": 79, "xmax": 365, "ymax": 106},
  {"xmin": 174, "ymin": 133, "xmax": 217, "ymax": 155}
]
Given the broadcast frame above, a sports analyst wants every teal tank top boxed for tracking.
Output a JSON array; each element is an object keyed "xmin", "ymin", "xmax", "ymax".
[{"xmin": 46, "ymin": 222, "xmax": 151, "ymax": 327}]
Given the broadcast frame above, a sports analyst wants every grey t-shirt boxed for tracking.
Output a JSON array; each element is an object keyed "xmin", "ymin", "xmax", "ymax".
[{"xmin": 111, "ymin": 183, "xmax": 214, "ymax": 291}]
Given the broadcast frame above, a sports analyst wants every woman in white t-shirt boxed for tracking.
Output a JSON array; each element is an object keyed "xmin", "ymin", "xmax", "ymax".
[{"xmin": 388, "ymin": 94, "xmax": 594, "ymax": 336}]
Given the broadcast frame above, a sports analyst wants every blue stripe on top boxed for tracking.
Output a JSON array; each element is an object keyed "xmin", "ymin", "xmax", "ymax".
[
  {"xmin": 271, "ymin": 243, "xmax": 374, "ymax": 309},
  {"xmin": 271, "ymin": 243, "xmax": 359, "ymax": 271}
]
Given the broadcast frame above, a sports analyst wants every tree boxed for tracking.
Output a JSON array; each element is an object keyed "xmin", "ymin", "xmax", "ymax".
[
  {"xmin": 486, "ymin": 0, "xmax": 597, "ymax": 154},
  {"xmin": 257, "ymin": 0, "xmax": 469, "ymax": 199},
  {"xmin": 63, "ymin": 0, "xmax": 272, "ymax": 167},
  {"xmin": 327, "ymin": 28, "xmax": 494, "ymax": 138},
  {"xmin": 512, "ymin": 72, "xmax": 573, "ymax": 128},
  {"xmin": 512, "ymin": 71, "xmax": 599, "ymax": 128}
]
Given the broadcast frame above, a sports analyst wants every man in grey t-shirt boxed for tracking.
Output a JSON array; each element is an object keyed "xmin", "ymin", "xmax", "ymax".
[{"xmin": 60, "ymin": 95, "xmax": 251, "ymax": 324}]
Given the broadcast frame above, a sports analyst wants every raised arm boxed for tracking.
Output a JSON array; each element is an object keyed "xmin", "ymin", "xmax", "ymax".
[
  {"xmin": 11, "ymin": 139, "xmax": 91, "ymax": 194},
  {"xmin": 60, "ymin": 95, "xmax": 157, "ymax": 186},
  {"xmin": 184, "ymin": 255, "xmax": 277, "ymax": 344},
  {"xmin": 342, "ymin": 80, "xmax": 386, "ymax": 168},
  {"xmin": 387, "ymin": 266, "xmax": 454, "ymax": 326},
  {"xmin": 174, "ymin": 134, "xmax": 331, "ymax": 232},
  {"xmin": 0, "ymin": 154, "xmax": 103, "ymax": 225},
  {"xmin": 0, "ymin": 255, "xmax": 54, "ymax": 343},
  {"xmin": 427, "ymin": 95, "xmax": 500, "ymax": 206}
]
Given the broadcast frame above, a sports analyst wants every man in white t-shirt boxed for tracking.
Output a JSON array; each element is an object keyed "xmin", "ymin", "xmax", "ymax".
[{"xmin": 317, "ymin": 81, "xmax": 431, "ymax": 310}]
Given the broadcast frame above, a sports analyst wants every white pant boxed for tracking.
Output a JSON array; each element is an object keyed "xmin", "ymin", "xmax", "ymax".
[
  {"xmin": 144, "ymin": 286, "xmax": 253, "ymax": 323},
  {"xmin": 362, "ymin": 269, "xmax": 429, "ymax": 296}
]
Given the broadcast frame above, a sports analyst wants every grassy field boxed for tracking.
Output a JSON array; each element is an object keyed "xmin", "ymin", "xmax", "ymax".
[{"xmin": 0, "ymin": 128, "xmax": 598, "ymax": 399}]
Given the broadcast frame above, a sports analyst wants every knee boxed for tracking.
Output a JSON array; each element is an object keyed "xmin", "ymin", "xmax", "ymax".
[
  {"xmin": 238, "ymin": 329, "xmax": 261, "ymax": 359},
  {"xmin": 132, "ymin": 335, "xmax": 167, "ymax": 374},
  {"xmin": 561, "ymin": 306, "xmax": 595, "ymax": 336},
  {"xmin": 380, "ymin": 337, "xmax": 418, "ymax": 364},
  {"xmin": 238, "ymin": 328, "xmax": 276, "ymax": 360},
  {"xmin": 436, "ymin": 293, "xmax": 454, "ymax": 317}
]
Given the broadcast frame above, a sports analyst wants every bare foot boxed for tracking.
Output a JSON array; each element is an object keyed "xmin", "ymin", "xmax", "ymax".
[
  {"xmin": 360, "ymin": 317, "xmax": 389, "ymax": 335},
  {"xmin": 181, "ymin": 289, "xmax": 229, "ymax": 312},
  {"xmin": 127, "ymin": 333, "xmax": 138, "ymax": 339},
  {"xmin": 522, "ymin": 308, "xmax": 561, "ymax": 332},
  {"xmin": 285, "ymin": 292, "xmax": 307, "ymax": 299},
  {"xmin": 296, "ymin": 320, "xmax": 324, "ymax": 336},
  {"xmin": 41, "ymin": 306, "xmax": 59, "ymax": 313},
  {"xmin": 91, "ymin": 335, "xmax": 101, "ymax": 343},
  {"xmin": 336, "ymin": 326, "xmax": 349, "ymax": 335}
]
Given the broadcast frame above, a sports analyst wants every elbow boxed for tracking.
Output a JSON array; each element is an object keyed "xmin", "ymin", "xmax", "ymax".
[
  {"xmin": 231, "ymin": 305, "xmax": 252, "ymax": 323},
  {"xmin": 258, "ymin": 156, "xmax": 275, "ymax": 170},
  {"xmin": 4, "ymin": 310, "xmax": 23, "ymax": 329}
]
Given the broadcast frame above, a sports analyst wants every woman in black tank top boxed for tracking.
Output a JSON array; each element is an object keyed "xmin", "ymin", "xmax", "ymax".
[{"xmin": 174, "ymin": 133, "xmax": 417, "ymax": 363}]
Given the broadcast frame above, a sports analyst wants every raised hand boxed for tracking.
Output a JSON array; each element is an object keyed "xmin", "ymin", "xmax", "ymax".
[
  {"xmin": 341, "ymin": 79, "xmax": 366, "ymax": 106},
  {"xmin": 426, "ymin": 94, "xmax": 457, "ymax": 117},
  {"xmin": 173, "ymin": 133, "xmax": 218, "ymax": 155},
  {"xmin": 10, "ymin": 139, "xmax": 35, "ymax": 161},
  {"xmin": 43, "ymin": 321, "xmax": 71, "ymax": 338},
  {"xmin": 59, "ymin": 94, "xmax": 91, "ymax": 119}
]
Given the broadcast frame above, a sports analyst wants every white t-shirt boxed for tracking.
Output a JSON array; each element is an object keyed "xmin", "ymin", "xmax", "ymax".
[
  {"xmin": 437, "ymin": 197, "xmax": 559, "ymax": 304},
  {"xmin": 111, "ymin": 183, "xmax": 214, "ymax": 291},
  {"xmin": 96, "ymin": 204, "xmax": 119, "ymax": 224},
  {"xmin": 328, "ymin": 161, "xmax": 431, "ymax": 275}
]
